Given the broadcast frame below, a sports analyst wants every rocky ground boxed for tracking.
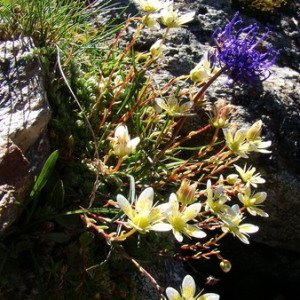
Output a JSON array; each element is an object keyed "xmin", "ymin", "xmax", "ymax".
[{"xmin": 1, "ymin": 0, "xmax": 300, "ymax": 299}]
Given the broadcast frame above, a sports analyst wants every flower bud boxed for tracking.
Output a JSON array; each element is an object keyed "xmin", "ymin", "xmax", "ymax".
[
  {"xmin": 109, "ymin": 125, "xmax": 140, "ymax": 157},
  {"xmin": 246, "ymin": 120, "xmax": 262, "ymax": 141},
  {"xmin": 150, "ymin": 39, "xmax": 165, "ymax": 57},
  {"xmin": 220, "ymin": 259, "xmax": 232, "ymax": 273},
  {"xmin": 226, "ymin": 174, "xmax": 239, "ymax": 185},
  {"xmin": 176, "ymin": 178, "xmax": 198, "ymax": 204}
]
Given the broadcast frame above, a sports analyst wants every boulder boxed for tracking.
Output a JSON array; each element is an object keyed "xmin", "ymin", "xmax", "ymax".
[{"xmin": 0, "ymin": 38, "xmax": 51, "ymax": 236}]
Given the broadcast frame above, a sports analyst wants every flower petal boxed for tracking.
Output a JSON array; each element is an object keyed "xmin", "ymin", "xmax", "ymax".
[
  {"xmin": 166, "ymin": 287, "xmax": 181, "ymax": 300},
  {"xmin": 239, "ymin": 223, "xmax": 259, "ymax": 234},
  {"xmin": 150, "ymin": 222, "xmax": 172, "ymax": 232},
  {"xmin": 185, "ymin": 225, "xmax": 207, "ymax": 239},
  {"xmin": 183, "ymin": 203, "xmax": 201, "ymax": 221},
  {"xmin": 182, "ymin": 275, "xmax": 196, "ymax": 298},
  {"xmin": 117, "ymin": 194, "xmax": 134, "ymax": 219},
  {"xmin": 173, "ymin": 228, "xmax": 183, "ymax": 242},
  {"xmin": 126, "ymin": 137, "xmax": 140, "ymax": 152},
  {"xmin": 136, "ymin": 187, "xmax": 154, "ymax": 213},
  {"xmin": 198, "ymin": 293, "xmax": 220, "ymax": 300}
]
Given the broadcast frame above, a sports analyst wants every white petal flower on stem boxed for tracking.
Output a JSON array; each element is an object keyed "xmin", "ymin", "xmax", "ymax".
[
  {"xmin": 143, "ymin": 13, "xmax": 161, "ymax": 30},
  {"xmin": 117, "ymin": 187, "xmax": 172, "ymax": 234},
  {"xmin": 155, "ymin": 98, "xmax": 194, "ymax": 117},
  {"xmin": 165, "ymin": 193, "xmax": 206, "ymax": 242},
  {"xmin": 204, "ymin": 180, "xmax": 231, "ymax": 215},
  {"xmin": 234, "ymin": 164, "xmax": 265, "ymax": 188},
  {"xmin": 150, "ymin": 39, "xmax": 167, "ymax": 57},
  {"xmin": 238, "ymin": 184, "xmax": 268, "ymax": 217},
  {"xmin": 109, "ymin": 125, "xmax": 140, "ymax": 157},
  {"xmin": 223, "ymin": 120, "xmax": 272, "ymax": 158},
  {"xmin": 221, "ymin": 204, "xmax": 259, "ymax": 244},
  {"xmin": 160, "ymin": 7, "xmax": 195, "ymax": 27},
  {"xmin": 134, "ymin": 0, "xmax": 171, "ymax": 13},
  {"xmin": 246, "ymin": 120, "xmax": 272, "ymax": 154},
  {"xmin": 166, "ymin": 275, "xmax": 220, "ymax": 300},
  {"xmin": 223, "ymin": 126, "xmax": 249, "ymax": 158},
  {"xmin": 190, "ymin": 52, "xmax": 220, "ymax": 83}
]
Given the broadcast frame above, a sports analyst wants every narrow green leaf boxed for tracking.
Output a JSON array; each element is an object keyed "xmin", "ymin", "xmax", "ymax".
[{"xmin": 30, "ymin": 150, "xmax": 59, "ymax": 198}]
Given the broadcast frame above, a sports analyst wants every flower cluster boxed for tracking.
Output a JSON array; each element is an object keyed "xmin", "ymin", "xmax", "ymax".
[
  {"xmin": 213, "ymin": 12, "xmax": 279, "ymax": 86},
  {"xmin": 116, "ymin": 184, "xmax": 206, "ymax": 242},
  {"xmin": 79, "ymin": 3, "xmax": 277, "ymax": 299}
]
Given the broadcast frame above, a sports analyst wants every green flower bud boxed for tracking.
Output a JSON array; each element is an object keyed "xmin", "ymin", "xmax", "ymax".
[{"xmin": 220, "ymin": 259, "xmax": 232, "ymax": 273}]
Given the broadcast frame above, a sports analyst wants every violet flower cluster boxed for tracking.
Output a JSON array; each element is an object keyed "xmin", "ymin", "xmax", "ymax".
[{"xmin": 213, "ymin": 12, "xmax": 279, "ymax": 86}]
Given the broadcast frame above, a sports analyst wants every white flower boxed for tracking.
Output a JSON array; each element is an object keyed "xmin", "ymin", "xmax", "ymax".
[
  {"xmin": 246, "ymin": 120, "xmax": 272, "ymax": 154},
  {"xmin": 205, "ymin": 179, "xmax": 231, "ymax": 215},
  {"xmin": 150, "ymin": 39, "xmax": 167, "ymax": 57},
  {"xmin": 166, "ymin": 275, "xmax": 220, "ymax": 300},
  {"xmin": 160, "ymin": 7, "xmax": 195, "ymax": 27},
  {"xmin": 155, "ymin": 98, "xmax": 194, "ymax": 117},
  {"xmin": 133, "ymin": 0, "xmax": 171, "ymax": 13},
  {"xmin": 223, "ymin": 121, "xmax": 271, "ymax": 158},
  {"xmin": 109, "ymin": 125, "xmax": 140, "ymax": 157},
  {"xmin": 117, "ymin": 187, "xmax": 172, "ymax": 233},
  {"xmin": 165, "ymin": 193, "xmax": 206, "ymax": 242},
  {"xmin": 222, "ymin": 126, "xmax": 249, "ymax": 158},
  {"xmin": 238, "ymin": 184, "xmax": 268, "ymax": 217},
  {"xmin": 143, "ymin": 13, "xmax": 161, "ymax": 30},
  {"xmin": 190, "ymin": 52, "xmax": 220, "ymax": 83},
  {"xmin": 234, "ymin": 164, "xmax": 265, "ymax": 188},
  {"xmin": 221, "ymin": 204, "xmax": 259, "ymax": 244}
]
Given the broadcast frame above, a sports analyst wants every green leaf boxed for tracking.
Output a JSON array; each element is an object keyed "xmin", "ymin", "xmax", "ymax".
[{"xmin": 30, "ymin": 150, "xmax": 59, "ymax": 199}]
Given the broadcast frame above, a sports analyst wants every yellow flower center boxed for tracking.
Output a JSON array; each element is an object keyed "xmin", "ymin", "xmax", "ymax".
[{"xmin": 132, "ymin": 213, "xmax": 150, "ymax": 230}]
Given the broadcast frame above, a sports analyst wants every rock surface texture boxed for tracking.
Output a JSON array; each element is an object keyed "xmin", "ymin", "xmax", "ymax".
[{"xmin": 0, "ymin": 38, "xmax": 51, "ymax": 236}]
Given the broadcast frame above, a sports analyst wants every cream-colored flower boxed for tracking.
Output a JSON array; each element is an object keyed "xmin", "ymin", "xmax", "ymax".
[
  {"xmin": 246, "ymin": 120, "xmax": 272, "ymax": 154},
  {"xmin": 205, "ymin": 179, "xmax": 231, "ymax": 215},
  {"xmin": 117, "ymin": 187, "xmax": 172, "ymax": 233},
  {"xmin": 190, "ymin": 52, "xmax": 220, "ymax": 84},
  {"xmin": 160, "ymin": 7, "xmax": 195, "ymax": 27},
  {"xmin": 166, "ymin": 274, "xmax": 220, "ymax": 300},
  {"xmin": 238, "ymin": 184, "xmax": 268, "ymax": 217},
  {"xmin": 223, "ymin": 121, "xmax": 271, "ymax": 158},
  {"xmin": 221, "ymin": 204, "xmax": 259, "ymax": 244},
  {"xmin": 150, "ymin": 39, "xmax": 167, "ymax": 57},
  {"xmin": 165, "ymin": 193, "xmax": 206, "ymax": 242},
  {"xmin": 222, "ymin": 126, "xmax": 249, "ymax": 158},
  {"xmin": 233, "ymin": 164, "xmax": 265, "ymax": 188},
  {"xmin": 133, "ymin": 0, "xmax": 170, "ymax": 13},
  {"xmin": 155, "ymin": 97, "xmax": 194, "ymax": 117},
  {"xmin": 176, "ymin": 178, "xmax": 198, "ymax": 205},
  {"xmin": 143, "ymin": 14, "xmax": 161, "ymax": 30},
  {"xmin": 109, "ymin": 125, "xmax": 140, "ymax": 157}
]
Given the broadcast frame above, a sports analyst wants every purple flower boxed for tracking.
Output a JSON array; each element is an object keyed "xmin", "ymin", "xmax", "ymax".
[{"xmin": 213, "ymin": 12, "xmax": 279, "ymax": 86}]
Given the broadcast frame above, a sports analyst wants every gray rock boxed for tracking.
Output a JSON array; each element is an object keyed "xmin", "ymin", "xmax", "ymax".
[{"xmin": 0, "ymin": 38, "xmax": 51, "ymax": 236}]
